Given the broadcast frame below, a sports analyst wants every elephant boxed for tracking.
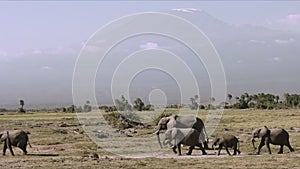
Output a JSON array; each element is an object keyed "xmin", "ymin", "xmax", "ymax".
[
  {"xmin": 154, "ymin": 115, "xmax": 209, "ymax": 150},
  {"xmin": 251, "ymin": 126, "xmax": 294, "ymax": 154},
  {"xmin": 0, "ymin": 130, "xmax": 31, "ymax": 156},
  {"xmin": 163, "ymin": 128, "xmax": 207, "ymax": 156},
  {"xmin": 212, "ymin": 134, "xmax": 240, "ymax": 156}
]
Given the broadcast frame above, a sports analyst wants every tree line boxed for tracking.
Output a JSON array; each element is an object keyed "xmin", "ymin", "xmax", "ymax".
[{"xmin": 190, "ymin": 93, "xmax": 300, "ymax": 110}]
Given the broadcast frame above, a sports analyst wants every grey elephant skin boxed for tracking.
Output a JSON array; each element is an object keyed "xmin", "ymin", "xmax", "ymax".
[
  {"xmin": 252, "ymin": 126, "xmax": 294, "ymax": 154},
  {"xmin": 0, "ymin": 130, "xmax": 31, "ymax": 156},
  {"xmin": 212, "ymin": 134, "xmax": 240, "ymax": 156},
  {"xmin": 163, "ymin": 128, "xmax": 207, "ymax": 156},
  {"xmin": 154, "ymin": 115, "xmax": 209, "ymax": 150}
]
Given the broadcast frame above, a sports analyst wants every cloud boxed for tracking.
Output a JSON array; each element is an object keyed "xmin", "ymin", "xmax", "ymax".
[
  {"xmin": 278, "ymin": 14, "xmax": 300, "ymax": 25},
  {"xmin": 249, "ymin": 40, "xmax": 266, "ymax": 45},
  {"xmin": 263, "ymin": 14, "xmax": 300, "ymax": 33},
  {"xmin": 41, "ymin": 66, "xmax": 54, "ymax": 70},
  {"xmin": 32, "ymin": 50, "xmax": 43, "ymax": 55},
  {"xmin": 0, "ymin": 50, "xmax": 8, "ymax": 61},
  {"xmin": 272, "ymin": 57, "xmax": 280, "ymax": 62},
  {"xmin": 274, "ymin": 38, "xmax": 295, "ymax": 45},
  {"xmin": 139, "ymin": 42, "xmax": 159, "ymax": 49},
  {"xmin": 171, "ymin": 8, "xmax": 202, "ymax": 13}
]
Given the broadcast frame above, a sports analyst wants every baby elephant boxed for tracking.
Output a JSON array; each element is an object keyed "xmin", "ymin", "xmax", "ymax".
[
  {"xmin": 212, "ymin": 134, "xmax": 240, "ymax": 156},
  {"xmin": 0, "ymin": 130, "xmax": 31, "ymax": 156},
  {"xmin": 163, "ymin": 128, "xmax": 207, "ymax": 156}
]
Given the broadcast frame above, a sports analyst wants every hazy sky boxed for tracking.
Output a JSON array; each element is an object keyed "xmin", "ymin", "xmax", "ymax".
[
  {"xmin": 1, "ymin": 1, "xmax": 300, "ymax": 53},
  {"xmin": 1, "ymin": 1, "xmax": 300, "ymax": 107}
]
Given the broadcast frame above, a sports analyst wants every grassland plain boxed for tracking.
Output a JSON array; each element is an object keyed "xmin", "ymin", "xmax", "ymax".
[{"xmin": 0, "ymin": 109, "xmax": 299, "ymax": 169}]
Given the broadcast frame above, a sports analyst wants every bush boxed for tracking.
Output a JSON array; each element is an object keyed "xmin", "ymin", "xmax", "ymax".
[{"xmin": 102, "ymin": 111, "xmax": 143, "ymax": 130}]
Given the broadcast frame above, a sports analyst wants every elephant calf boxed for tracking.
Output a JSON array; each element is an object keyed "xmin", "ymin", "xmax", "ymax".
[
  {"xmin": 0, "ymin": 130, "xmax": 31, "ymax": 156},
  {"xmin": 212, "ymin": 134, "xmax": 240, "ymax": 156},
  {"xmin": 163, "ymin": 128, "xmax": 207, "ymax": 156},
  {"xmin": 252, "ymin": 126, "xmax": 294, "ymax": 154}
]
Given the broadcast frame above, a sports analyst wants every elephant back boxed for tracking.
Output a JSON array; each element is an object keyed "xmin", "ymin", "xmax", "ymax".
[{"xmin": 175, "ymin": 116, "xmax": 204, "ymax": 132}]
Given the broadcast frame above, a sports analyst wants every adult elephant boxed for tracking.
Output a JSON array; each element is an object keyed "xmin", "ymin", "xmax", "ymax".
[
  {"xmin": 163, "ymin": 128, "xmax": 207, "ymax": 155},
  {"xmin": 0, "ymin": 130, "xmax": 31, "ymax": 156},
  {"xmin": 251, "ymin": 126, "xmax": 294, "ymax": 154},
  {"xmin": 154, "ymin": 115, "xmax": 209, "ymax": 150}
]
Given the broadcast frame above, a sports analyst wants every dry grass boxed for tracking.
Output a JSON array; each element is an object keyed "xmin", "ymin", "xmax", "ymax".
[{"xmin": 0, "ymin": 109, "xmax": 299, "ymax": 169}]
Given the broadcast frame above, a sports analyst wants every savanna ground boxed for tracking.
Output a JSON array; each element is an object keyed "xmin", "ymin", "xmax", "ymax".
[{"xmin": 0, "ymin": 109, "xmax": 299, "ymax": 169}]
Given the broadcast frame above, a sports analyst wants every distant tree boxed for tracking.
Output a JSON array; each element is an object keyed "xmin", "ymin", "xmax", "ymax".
[
  {"xmin": 134, "ymin": 98, "xmax": 145, "ymax": 111},
  {"xmin": 62, "ymin": 107, "xmax": 67, "ymax": 112},
  {"xmin": 84, "ymin": 100, "xmax": 92, "ymax": 112},
  {"xmin": 210, "ymin": 97, "xmax": 215, "ymax": 103},
  {"xmin": 18, "ymin": 99, "xmax": 26, "ymax": 113},
  {"xmin": 228, "ymin": 94, "xmax": 233, "ymax": 106},
  {"xmin": 275, "ymin": 95, "xmax": 280, "ymax": 103},
  {"xmin": 189, "ymin": 95, "xmax": 199, "ymax": 110},
  {"xmin": 115, "ymin": 95, "xmax": 132, "ymax": 111},
  {"xmin": 67, "ymin": 105, "xmax": 76, "ymax": 113}
]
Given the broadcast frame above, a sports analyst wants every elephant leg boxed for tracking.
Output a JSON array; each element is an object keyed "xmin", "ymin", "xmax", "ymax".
[
  {"xmin": 233, "ymin": 145, "xmax": 237, "ymax": 155},
  {"xmin": 217, "ymin": 145, "xmax": 223, "ymax": 156},
  {"xmin": 225, "ymin": 145, "xmax": 231, "ymax": 156},
  {"xmin": 186, "ymin": 146, "xmax": 194, "ymax": 155},
  {"xmin": 172, "ymin": 145, "xmax": 177, "ymax": 154},
  {"xmin": 286, "ymin": 143, "xmax": 294, "ymax": 152},
  {"xmin": 3, "ymin": 141, "xmax": 7, "ymax": 156},
  {"xmin": 203, "ymin": 141, "xmax": 209, "ymax": 150},
  {"xmin": 199, "ymin": 144, "xmax": 207, "ymax": 155},
  {"xmin": 278, "ymin": 145, "xmax": 284, "ymax": 154},
  {"xmin": 6, "ymin": 138, "xmax": 15, "ymax": 156},
  {"xmin": 257, "ymin": 139, "xmax": 265, "ymax": 155},
  {"xmin": 19, "ymin": 141, "xmax": 28, "ymax": 155},
  {"xmin": 20, "ymin": 146, "xmax": 27, "ymax": 155},
  {"xmin": 177, "ymin": 144, "xmax": 182, "ymax": 156},
  {"xmin": 265, "ymin": 141, "xmax": 271, "ymax": 154}
]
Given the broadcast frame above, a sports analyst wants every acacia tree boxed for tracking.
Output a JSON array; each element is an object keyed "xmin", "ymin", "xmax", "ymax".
[
  {"xmin": 19, "ymin": 99, "xmax": 26, "ymax": 113},
  {"xmin": 134, "ymin": 98, "xmax": 145, "ymax": 111},
  {"xmin": 228, "ymin": 94, "xmax": 232, "ymax": 106},
  {"xmin": 83, "ymin": 100, "xmax": 92, "ymax": 112},
  {"xmin": 189, "ymin": 95, "xmax": 199, "ymax": 110},
  {"xmin": 115, "ymin": 95, "xmax": 132, "ymax": 111}
]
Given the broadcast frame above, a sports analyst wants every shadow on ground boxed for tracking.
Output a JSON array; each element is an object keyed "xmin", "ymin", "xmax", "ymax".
[{"xmin": 27, "ymin": 153, "xmax": 59, "ymax": 157}]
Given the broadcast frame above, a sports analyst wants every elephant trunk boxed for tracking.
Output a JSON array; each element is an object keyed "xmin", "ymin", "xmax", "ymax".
[
  {"xmin": 251, "ymin": 138, "xmax": 257, "ymax": 150},
  {"xmin": 154, "ymin": 130, "xmax": 163, "ymax": 149}
]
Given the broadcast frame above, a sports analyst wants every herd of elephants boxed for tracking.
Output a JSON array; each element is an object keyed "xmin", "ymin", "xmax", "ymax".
[{"xmin": 0, "ymin": 115, "xmax": 295, "ymax": 157}]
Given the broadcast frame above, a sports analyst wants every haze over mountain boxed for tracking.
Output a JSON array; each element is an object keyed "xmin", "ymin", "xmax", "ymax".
[{"xmin": 1, "ymin": 6, "xmax": 300, "ymax": 108}]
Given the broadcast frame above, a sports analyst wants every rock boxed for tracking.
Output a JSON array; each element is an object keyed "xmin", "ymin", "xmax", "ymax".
[
  {"xmin": 59, "ymin": 123, "xmax": 68, "ymax": 127},
  {"xmin": 90, "ymin": 153, "xmax": 99, "ymax": 160},
  {"xmin": 95, "ymin": 131, "xmax": 109, "ymax": 138},
  {"xmin": 128, "ymin": 128, "xmax": 137, "ymax": 133}
]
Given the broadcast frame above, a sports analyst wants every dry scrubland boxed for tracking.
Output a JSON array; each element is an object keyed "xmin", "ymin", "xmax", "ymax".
[{"xmin": 0, "ymin": 109, "xmax": 299, "ymax": 169}]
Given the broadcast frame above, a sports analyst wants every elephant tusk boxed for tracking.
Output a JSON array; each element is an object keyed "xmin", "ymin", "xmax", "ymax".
[{"xmin": 153, "ymin": 130, "xmax": 160, "ymax": 135}]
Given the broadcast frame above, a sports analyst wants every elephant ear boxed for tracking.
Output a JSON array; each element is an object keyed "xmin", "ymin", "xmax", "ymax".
[
  {"xmin": 171, "ymin": 128, "xmax": 178, "ymax": 139},
  {"xmin": 257, "ymin": 128, "xmax": 261, "ymax": 135}
]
